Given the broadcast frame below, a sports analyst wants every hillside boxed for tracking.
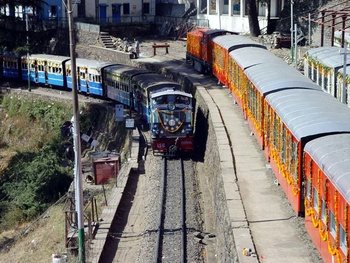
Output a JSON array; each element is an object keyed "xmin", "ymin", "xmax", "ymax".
[{"xmin": 0, "ymin": 87, "xmax": 128, "ymax": 262}]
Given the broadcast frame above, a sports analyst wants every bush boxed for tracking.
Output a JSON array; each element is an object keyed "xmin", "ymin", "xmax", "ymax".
[{"xmin": 0, "ymin": 143, "xmax": 72, "ymax": 228}]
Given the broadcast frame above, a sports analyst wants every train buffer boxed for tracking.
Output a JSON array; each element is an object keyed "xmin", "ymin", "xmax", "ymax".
[{"xmin": 152, "ymin": 43, "xmax": 170, "ymax": 56}]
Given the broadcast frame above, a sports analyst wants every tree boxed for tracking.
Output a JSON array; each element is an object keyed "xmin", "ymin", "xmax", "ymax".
[
  {"xmin": 0, "ymin": 0, "xmax": 46, "ymax": 53},
  {"xmin": 246, "ymin": 0, "xmax": 261, "ymax": 37}
]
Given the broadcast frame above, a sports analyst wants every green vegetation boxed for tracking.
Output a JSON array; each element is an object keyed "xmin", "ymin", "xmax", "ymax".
[{"xmin": 0, "ymin": 94, "xmax": 74, "ymax": 231}]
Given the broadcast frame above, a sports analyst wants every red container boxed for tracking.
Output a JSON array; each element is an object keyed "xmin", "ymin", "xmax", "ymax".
[{"xmin": 92, "ymin": 152, "xmax": 120, "ymax": 185}]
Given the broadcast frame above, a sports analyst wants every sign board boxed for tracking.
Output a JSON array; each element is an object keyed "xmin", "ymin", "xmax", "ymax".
[
  {"xmin": 115, "ymin": 105, "xmax": 124, "ymax": 122},
  {"xmin": 125, "ymin": 118, "xmax": 135, "ymax": 129}
]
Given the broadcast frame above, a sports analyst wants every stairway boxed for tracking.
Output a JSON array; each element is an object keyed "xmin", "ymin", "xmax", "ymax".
[{"xmin": 100, "ymin": 32, "xmax": 116, "ymax": 49}]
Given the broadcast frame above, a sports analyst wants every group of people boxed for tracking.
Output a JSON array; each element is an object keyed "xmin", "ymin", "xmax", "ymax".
[{"xmin": 124, "ymin": 38, "xmax": 140, "ymax": 59}]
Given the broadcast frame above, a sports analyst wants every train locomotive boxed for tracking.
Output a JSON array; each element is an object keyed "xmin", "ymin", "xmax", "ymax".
[
  {"xmin": 186, "ymin": 28, "xmax": 350, "ymax": 263},
  {"xmin": 0, "ymin": 53, "xmax": 194, "ymax": 156}
]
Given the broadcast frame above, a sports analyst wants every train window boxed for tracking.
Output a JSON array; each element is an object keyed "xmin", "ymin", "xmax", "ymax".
[
  {"xmin": 313, "ymin": 187, "xmax": 318, "ymax": 211},
  {"xmin": 317, "ymin": 68, "xmax": 322, "ymax": 87},
  {"xmin": 290, "ymin": 141, "xmax": 297, "ymax": 178},
  {"xmin": 321, "ymin": 199, "xmax": 326, "ymax": 223},
  {"xmin": 340, "ymin": 224, "xmax": 347, "ymax": 253},
  {"xmin": 176, "ymin": 96, "xmax": 189, "ymax": 104},
  {"xmin": 312, "ymin": 67, "xmax": 317, "ymax": 82},
  {"xmin": 329, "ymin": 211, "xmax": 336, "ymax": 238},
  {"xmin": 281, "ymin": 128, "xmax": 286, "ymax": 162},
  {"xmin": 306, "ymin": 179, "xmax": 311, "ymax": 200},
  {"xmin": 324, "ymin": 74, "xmax": 329, "ymax": 93},
  {"xmin": 153, "ymin": 96, "xmax": 166, "ymax": 104}
]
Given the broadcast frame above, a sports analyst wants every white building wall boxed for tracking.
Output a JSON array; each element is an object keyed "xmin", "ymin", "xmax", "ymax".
[
  {"xmin": 196, "ymin": 0, "xmax": 282, "ymax": 34},
  {"xmin": 85, "ymin": 1, "xmax": 95, "ymax": 18}
]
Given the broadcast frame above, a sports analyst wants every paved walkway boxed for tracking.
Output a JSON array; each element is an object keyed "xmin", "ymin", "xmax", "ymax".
[{"xmin": 203, "ymin": 87, "xmax": 320, "ymax": 263}]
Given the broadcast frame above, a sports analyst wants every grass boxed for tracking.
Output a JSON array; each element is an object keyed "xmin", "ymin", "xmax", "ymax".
[{"xmin": 0, "ymin": 91, "xmax": 127, "ymax": 262}]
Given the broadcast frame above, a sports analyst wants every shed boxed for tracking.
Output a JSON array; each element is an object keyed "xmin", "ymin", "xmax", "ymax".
[{"xmin": 92, "ymin": 152, "xmax": 120, "ymax": 185}]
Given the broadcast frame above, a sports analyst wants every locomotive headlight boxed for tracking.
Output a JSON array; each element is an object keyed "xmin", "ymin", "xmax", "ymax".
[{"xmin": 169, "ymin": 119, "xmax": 176, "ymax": 126}]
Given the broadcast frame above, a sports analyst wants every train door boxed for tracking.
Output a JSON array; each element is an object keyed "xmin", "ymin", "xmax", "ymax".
[
  {"xmin": 201, "ymin": 35, "xmax": 208, "ymax": 62},
  {"xmin": 29, "ymin": 58, "xmax": 37, "ymax": 83},
  {"xmin": 77, "ymin": 66, "xmax": 87, "ymax": 92}
]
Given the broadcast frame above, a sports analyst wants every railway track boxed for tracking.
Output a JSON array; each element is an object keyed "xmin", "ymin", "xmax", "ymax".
[{"xmin": 155, "ymin": 157, "xmax": 186, "ymax": 262}]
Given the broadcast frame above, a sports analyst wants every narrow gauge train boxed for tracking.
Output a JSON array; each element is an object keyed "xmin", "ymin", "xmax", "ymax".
[
  {"xmin": 187, "ymin": 29, "xmax": 350, "ymax": 263},
  {"xmin": 0, "ymin": 53, "xmax": 194, "ymax": 156},
  {"xmin": 304, "ymin": 46, "xmax": 350, "ymax": 106}
]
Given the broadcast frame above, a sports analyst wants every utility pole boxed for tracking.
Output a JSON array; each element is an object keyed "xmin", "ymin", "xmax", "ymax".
[
  {"xmin": 66, "ymin": 0, "xmax": 85, "ymax": 262},
  {"xmin": 290, "ymin": 0, "xmax": 294, "ymax": 62},
  {"xmin": 342, "ymin": 43, "xmax": 347, "ymax": 105},
  {"xmin": 25, "ymin": 8, "xmax": 30, "ymax": 92}
]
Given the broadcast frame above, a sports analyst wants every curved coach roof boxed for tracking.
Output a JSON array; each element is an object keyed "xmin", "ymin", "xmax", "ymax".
[
  {"xmin": 266, "ymin": 89, "xmax": 350, "ymax": 141},
  {"xmin": 104, "ymin": 64, "xmax": 152, "ymax": 77},
  {"xmin": 66, "ymin": 58, "xmax": 113, "ymax": 69},
  {"xmin": 229, "ymin": 47, "xmax": 282, "ymax": 70},
  {"xmin": 212, "ymin": 34, "xmax": 266, "ymax": 52},
  {"xmin": 304, "ymin": 134, "xmax": 350, "ymax": 202},
  {"xmin": 29, "ymin": 54, "xmax": 70, "ymax": 63},
  {"xmin": 132, "ymin": 73, "xmax": 181, "ymax": 91},
  {"xmin": 305, "ymin": 46, "xmax": 350, "ymax": 69},
  {"xmin": 245, "ymin": 60, "xmax": 321, "ymax": 95}
]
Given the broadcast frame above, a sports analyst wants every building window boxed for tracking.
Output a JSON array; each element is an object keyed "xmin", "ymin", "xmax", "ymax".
[
  {"xmin": 123, "ymin": 3, "xmax": 130, "ymax": 15},
  {"xmin": 49, "ymin": 6, "xmax": 57, "ymax": 18},
  {"xmin": 233, "ymin": 0, "xmax": 240, "ymax": 14},
  {"xmin": 143, "ymin": 3, "xmax": 150, "ymax": 14}
]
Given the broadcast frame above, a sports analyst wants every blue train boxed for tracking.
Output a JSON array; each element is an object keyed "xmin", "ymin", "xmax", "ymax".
[{"xmin": 0, "ymin": 53, "xmax": 194, "ymax": 156}]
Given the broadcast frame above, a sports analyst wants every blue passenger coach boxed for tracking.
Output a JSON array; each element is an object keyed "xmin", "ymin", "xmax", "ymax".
[{"xmin": 66, "ymin": 59, "xmax": 112, "ymax": 96}]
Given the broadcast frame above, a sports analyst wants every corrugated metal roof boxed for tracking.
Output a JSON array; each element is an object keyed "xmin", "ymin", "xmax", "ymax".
[
  {"xmin": 304, "ymin": 134, "xmax": 350, "ymax": 203},
  {"xmin": 212, "ymin": 34, "xmax": 266, "ymax": 51},
  {"xmin": 245, "ymin": 61, "xmax": 321, "ymax": 95},
  {"xmin": 229, "ymin": 47, "xmax": 283, "ymax": 70},
  {"xmin": 305, "ymin": 46, "xmax": 350, "ymax": 68},
  {"xmin": 266, "ymin": 89, "xmax": 350, "ymax": 140}
]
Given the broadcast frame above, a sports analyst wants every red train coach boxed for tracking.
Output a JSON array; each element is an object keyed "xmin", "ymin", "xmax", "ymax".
[
  {"xmin": 211, "ymin": 34, "xmax": 266, "ymax": 88},
  {"xmin": 227, "ymin": 47, "xmax": 281, "ymax": 116},
  {"xmin": 240, "ymin": 57, "xmax": 320, "ymax": 151},
  {"xmin": 304, "ymin": 134, "xmax": 350, "ymax": 263},
  {"xmin": 265, "ymin": 89, "xmax": 350, "ymax": 215},
  {"xmin": 186, "ymin": 28, "xmax": 231, "ymax": 74}
]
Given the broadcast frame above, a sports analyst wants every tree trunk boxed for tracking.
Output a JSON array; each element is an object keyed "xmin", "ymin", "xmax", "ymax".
[{"xmin": 246, "ymin": 0, "xmax": 261, "ymax": 37}]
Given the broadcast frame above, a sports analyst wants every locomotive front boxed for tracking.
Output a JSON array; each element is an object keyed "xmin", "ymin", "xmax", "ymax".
[{"xmin": 149, "ymin": 88, "xmax": 194, "ymax": 156}]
